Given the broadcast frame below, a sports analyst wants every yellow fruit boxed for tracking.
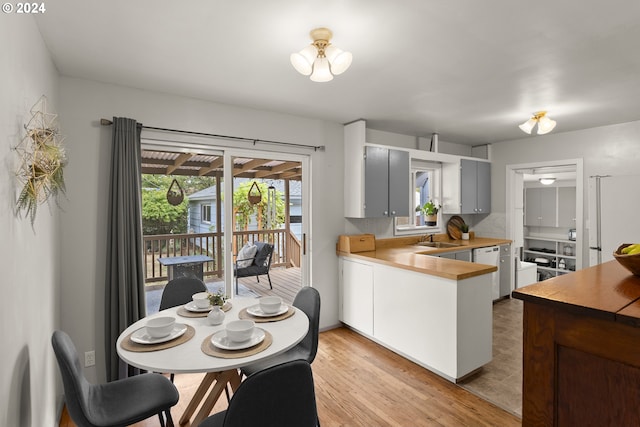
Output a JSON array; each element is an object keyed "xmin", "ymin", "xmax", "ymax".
[
  {"xmin": 628, "ymin": 247, "xmax": 640, "ymax": 255},
  {"xmin": 622, "ymin": 244, "xmax": 640, "ymax": 254}
]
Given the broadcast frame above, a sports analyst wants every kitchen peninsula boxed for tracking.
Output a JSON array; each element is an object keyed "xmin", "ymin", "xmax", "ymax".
[
  {"xmin": 337, "ymin": 234, "xmax": 511, "ymax": 382},
  {"xmin": 512, "ymin": 260, "xmax": 640, "ymax": 426}
]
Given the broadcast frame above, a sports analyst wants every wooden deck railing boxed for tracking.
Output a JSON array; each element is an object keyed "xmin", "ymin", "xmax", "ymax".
[{"xmin": 143, "ymin": 229, "xmax": 301, "ymax": 284}]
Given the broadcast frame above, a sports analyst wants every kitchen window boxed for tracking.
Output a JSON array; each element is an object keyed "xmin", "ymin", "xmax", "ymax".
[{"xmin": 394, "ymin": 160, "xmax": 442, "ymax": 235}]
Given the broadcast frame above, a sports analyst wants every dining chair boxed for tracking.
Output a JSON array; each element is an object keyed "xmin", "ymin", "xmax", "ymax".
[
  {"xmin": 198, "ymin": 360, "xmax": 319, "ymax": 427},
  {"xmin": 241, "ymin": 286, "xmax": 320, "ymax": 377},
  {"xmin": 159, "ymin": 276, "xmax": 208, "ymax": 311},
  {"xmin": 51, "ymin": 330, "xmax": 179, "ymax": 427}
]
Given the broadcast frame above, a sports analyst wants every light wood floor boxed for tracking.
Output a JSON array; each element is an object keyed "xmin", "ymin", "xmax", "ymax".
[{"xmin": 61, "ymin": 327, "xmax": 520, "ymax": 427}]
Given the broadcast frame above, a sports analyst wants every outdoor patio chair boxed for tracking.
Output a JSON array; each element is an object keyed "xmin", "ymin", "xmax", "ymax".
[{"xmin": 234, "ymin": 241, "xmax": 274, "ymax": 295}]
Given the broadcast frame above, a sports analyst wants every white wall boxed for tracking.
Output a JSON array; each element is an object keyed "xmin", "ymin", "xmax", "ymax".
[
  {"xmin": 1, "ymin": 16, "xmax": 61, "ymax": 427},
  {"xmin": 58, "ymin": 77, "xmax": 344, "ymax": 383}
]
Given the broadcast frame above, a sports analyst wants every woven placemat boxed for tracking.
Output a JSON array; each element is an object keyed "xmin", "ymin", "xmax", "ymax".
[
  {"xmin": 177, "ymin": 301, "xmax": 233, "ymax": 318},
  {"xmin": 120, "ymin": 324, "xmax": 195, "ymax": 352},
  {"xmin": 238, "ymin": 306, "xmax": 295, "ymax": 323},
  {"xmin": 201, "ymin": 329, "xmax": 272, "ymax": 359}
]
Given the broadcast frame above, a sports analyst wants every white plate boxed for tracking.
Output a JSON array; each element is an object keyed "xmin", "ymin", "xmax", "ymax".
[
  {"xmin": 246, "ymin": 304, "xmax": 289, "ymax": 318},
  {"xmin": 211, "ymin": 328, "xmax": 265, "ymax": 350},
  {"xmin": 131, "ymin": 324, "xmax": 188, "ymax": 345},
  {"xmin": 184, "ymin": 301, "xmax": 212, "ymax": 312}
]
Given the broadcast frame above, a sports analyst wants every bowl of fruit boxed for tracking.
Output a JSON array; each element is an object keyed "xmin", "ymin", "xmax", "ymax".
[{"xmin": 613, "ymin": 244, "xmax": 640, "ymax": 276}]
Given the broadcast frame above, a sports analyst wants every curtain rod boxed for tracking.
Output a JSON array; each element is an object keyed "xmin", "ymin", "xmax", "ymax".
[{"xmin": 100, "ymin": 118, "xmax": 325, "ymax": 151}]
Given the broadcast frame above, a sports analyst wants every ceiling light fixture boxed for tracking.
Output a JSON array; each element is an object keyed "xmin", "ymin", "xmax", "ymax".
[
  {"xmin": 290, "ymin": 27, "xmax": 352, "ymax": 82},
  {"xmin": 539, "ymin": 177, "xmax": 556, "ymax": 185},
  {"xmin": 519, "ymin": 111, "xmax": 557, "ymax": 135}
]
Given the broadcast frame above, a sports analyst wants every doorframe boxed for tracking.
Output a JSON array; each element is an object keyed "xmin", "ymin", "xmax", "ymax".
[{"xmin": 506, "ymin": 158, "xmax": 584, "ymax": 272}]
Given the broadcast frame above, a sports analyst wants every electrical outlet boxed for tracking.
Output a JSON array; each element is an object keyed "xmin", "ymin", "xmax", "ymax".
[{"xmin": 84, "ymin": 350, "xmax": 95, "ymax": 367}]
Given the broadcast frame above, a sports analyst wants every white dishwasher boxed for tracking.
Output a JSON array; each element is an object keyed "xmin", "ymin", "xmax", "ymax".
[{"xmin": 473, "ymin": 246, "xmax": 500, "ymax": 300}]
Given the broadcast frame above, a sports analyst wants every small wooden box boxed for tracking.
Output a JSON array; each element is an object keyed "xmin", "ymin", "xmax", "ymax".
[{"xmin": 337, "ymin": 234, "xmax": 376, "ymax": 253}]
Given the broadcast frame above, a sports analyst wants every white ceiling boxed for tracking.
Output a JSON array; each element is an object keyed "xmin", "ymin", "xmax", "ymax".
[{"xmin": 34, "ymin": 0, "xmax": 640, "ymax": 145}]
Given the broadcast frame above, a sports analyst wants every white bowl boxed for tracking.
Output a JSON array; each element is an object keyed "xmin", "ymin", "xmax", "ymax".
[
  {"xmin": 192, "ymin": 292, "xmax": 210, "ymax": 309},
  {"xmin": 259, "ymin": 296, "xmax": 282, "ymax": 314},
  {"xmin": 146, "ymin": 316, "xmax": 176, "ymax": 338},
  {"xmin": 225, "ymin": 320, "xmax": 255, "ymax": 342}
]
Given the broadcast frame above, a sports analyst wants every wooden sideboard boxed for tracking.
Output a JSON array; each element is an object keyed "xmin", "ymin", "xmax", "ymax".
[{"xmin": 512, "ymin": 261, "xmax": 640, "ymax": 426}]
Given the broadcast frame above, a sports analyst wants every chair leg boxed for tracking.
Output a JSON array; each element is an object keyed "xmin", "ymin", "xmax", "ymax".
[
  {"xmin": 225, "ymin": 383, "xmax": 231, "ymax": 402},
  {"xmin": 166, "ymin": 410, "xmax": 175, "ymax": 427},
  {"xmin": 158, "ymin": 412, "xmax": 166, "ymax": 427},
  {"xmin": 235, "ymin": 276, "xmax": 238, "ymax": 296},
  {"xmin": 170, "ymin": 372, "xmax": 175, "ymax": 383},
  {"xmin": 267, "ymin": 272, "xmax": 272, "ymax": 289}
]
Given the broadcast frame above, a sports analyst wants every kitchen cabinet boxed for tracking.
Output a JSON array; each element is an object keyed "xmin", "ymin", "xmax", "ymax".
[
  {"xmin": 344, "ymin": 120, "xmax": 410, "ymax": 218},
  {"xmin": 499, "ymin": 244, "xmax": 512, "ymax": 297},
  {"xmin": 558, "ymin": 187, "xmax": 577, "ymax": 228},
  {"xmin": 436, "ymin": 249, "xmax": 472, "ymax": 262},
  {"xmin": 460, "ymin": 159, "xmax": 491, "ymax": 214},
  {"xmin": 339, "ymin": 258, "xmax": 374, "ymax": 335},
  {"xmin": 364, "ymin": 146, "xmax": 410, "ymax": 217},
  {"xmin": 338, "ymin": 255, "xmax": 492, "ymax": 381},
  {"xmin": 442, "ymin": 158, "xmax": 491, "ymax": 215},
  {"xmin": 524, "ymin": 187, "xmax": 557, "ymax": 227}
]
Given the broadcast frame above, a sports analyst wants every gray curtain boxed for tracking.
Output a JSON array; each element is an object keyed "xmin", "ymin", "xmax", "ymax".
[{"xmin": 104, "ymin": 117, "xmax": 146, "ymax": 381}]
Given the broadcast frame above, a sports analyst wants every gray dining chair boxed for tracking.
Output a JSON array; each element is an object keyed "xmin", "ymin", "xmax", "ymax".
[
  {"xmin": 198, "ymin": 360, "xmax": 319, "ymax": 427},
  {"xmin": 159, "ymin": 276, "xmax": 208, "ymax": 311},
  {"xmin": 51, "ymin": 330, "xmax": 179, "ymax": 427},
  {"xmin": 241, "ymin": 286, "xmax": 320, "ymax": 377}
]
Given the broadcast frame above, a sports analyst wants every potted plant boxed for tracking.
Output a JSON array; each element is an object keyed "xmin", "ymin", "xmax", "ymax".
[
  {"xmin": 460, "ymin": 223, "xmax": 470, "ymax": 240},
  {"xmin": 417, "ymin": 200, "xmax": 440, "ymax": 226}
]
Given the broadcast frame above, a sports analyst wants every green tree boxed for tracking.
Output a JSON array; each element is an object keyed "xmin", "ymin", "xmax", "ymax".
[{"xmin": 233, "ymin": 181, "xmax": 285, "ymax": 231}]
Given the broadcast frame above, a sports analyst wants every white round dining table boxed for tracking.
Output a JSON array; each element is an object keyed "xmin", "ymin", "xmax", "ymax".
[{"xmin": 116, "ymin": 296, "xmax": 309, "ymax": 425}]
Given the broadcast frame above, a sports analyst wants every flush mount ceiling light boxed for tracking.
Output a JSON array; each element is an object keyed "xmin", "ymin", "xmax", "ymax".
[
  {"xmin": 539, "ymin": 177, "xmax": 556, "ymax": 185},
  {"xmin": 290, "ymin": 27, "xmax": 352, "ymax": 82},
  {"xmin": 519, "ymin": 111, "xmax": 557, "ymax": 135}
]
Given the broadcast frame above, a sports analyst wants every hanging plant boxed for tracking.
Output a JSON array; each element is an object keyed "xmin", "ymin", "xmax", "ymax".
[
  {"xmin": 247, "ymin": 181, "xmax": 262, "ymax": 205},
  {"xmin": 166, "ymin": 178, "xmax": 184, "ymax": 206},
  {"xmin": 14, "ymin": 96, "xmax": 67, "ymax": 226}
]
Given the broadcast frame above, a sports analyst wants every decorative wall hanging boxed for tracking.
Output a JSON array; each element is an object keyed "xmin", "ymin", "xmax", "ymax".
[
  {"xmin": 166, "ymin": 178, "xmax": 184, "ymax": 205},
  {"xmin": 247, "ymin": 181, "xmax": 262, "ymax": 205},
  {"xmin": 14, "ymin": 95, "xmax": 67, "ymax": 225}
]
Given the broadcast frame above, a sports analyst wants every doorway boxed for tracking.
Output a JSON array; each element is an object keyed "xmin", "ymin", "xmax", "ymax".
[
  {"xmin": 139, "ymin": 141, "xmax": 309, "ymax": 313},
  {"xmin": 506, "ymin": 159, "xmax": 584, "ymax": 283}
]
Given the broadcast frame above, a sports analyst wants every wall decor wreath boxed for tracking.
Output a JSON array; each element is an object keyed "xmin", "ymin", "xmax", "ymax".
[{"xmin": 14, "ymin": 95, "xmax": 68, "ymax": 225}]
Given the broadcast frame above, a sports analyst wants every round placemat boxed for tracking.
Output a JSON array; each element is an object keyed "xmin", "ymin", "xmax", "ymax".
[
  {"xmin": 238, "ymin": 306, "xmax": 295, "ymax": 323},
  {"xmin": 120, "ymin": 324, "xmax": 195, "ymax": 352},
  {"xmin": 177, "ymin": 301, "xmax": 233, "ymax": 318},
  {"xmin": 201, "ymin": 329, "xmax": 273, "ymax": 359}
]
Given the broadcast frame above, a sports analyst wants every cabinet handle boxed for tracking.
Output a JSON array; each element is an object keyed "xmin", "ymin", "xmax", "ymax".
[
  {"xmin": 391, "ymin": 210, "xmax": 396, "ymax": 215},
  {"xmin": 384, "ymin": 211, "xmax": 388, "ymax": 216}
]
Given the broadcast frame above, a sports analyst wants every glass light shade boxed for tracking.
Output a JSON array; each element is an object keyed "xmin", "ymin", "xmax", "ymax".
[
  {"xmin": 290, "ymin": 45, "xmax": 317, "ymax": 76},
  {"xmin": 518, "ymin": 118, "xmax": 536, "ymax": 134},
  {"xmin": 539, "ymin": 177, "xmax": 556, "ymax": 185},
  {"xmin": 536, "ymin": 116, "xmax": 557, "ymax": 134},
  {"xmin": 310, "ymin": 57, "xmax": 333, "ymax": 82},
  {"xmin": 325, "ymin": 45, "xmax": 353, "ymax": 75}
]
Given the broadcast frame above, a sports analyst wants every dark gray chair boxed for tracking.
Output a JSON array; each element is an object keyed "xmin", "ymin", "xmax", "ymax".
[
  {"xmin": 198, "ymin": 360, "xmax": 319, "ymax": 427},
  {"xmin": 234, "ymin": 241, "xmax": 274, "ymax": 295},
  {"xmin": 159, "ymin": 276, "xmax": 208, "ymax": 311},
  {"xmin": 241, "ymin": 286, "xmax": 320, "ymax": 377},
  {"xmin": 51, "ymin": 330, "xmax": 179, "ymax": 427}
]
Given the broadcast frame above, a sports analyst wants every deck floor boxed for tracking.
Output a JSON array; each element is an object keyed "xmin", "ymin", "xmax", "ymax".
[{"xmin": 206, "ymin": 266, "xmax": 302, "ymax": 305}]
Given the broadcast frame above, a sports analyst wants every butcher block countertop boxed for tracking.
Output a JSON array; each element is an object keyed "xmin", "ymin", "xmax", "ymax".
[
  {"xmin": 512, "ymin": 260, "xmax": 640, "ymax": 325},
  {"xmin": 336, "ymin": 234, "xmax": 511, "ymax": 281}
]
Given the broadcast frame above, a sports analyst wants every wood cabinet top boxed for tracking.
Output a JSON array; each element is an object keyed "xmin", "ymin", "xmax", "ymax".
[
  {"xmin": 337, "ymin": 235, "xmax": 510, "ymax": 280},
  {"xmin": 512, "ymin": 260, "xmax": 640, "ymax": 322}
]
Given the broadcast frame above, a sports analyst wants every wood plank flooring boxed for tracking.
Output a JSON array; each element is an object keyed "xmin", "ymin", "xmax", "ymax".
[{"xmin": 61, "ymin": 327, "xmax": 520, "ymax": 427}]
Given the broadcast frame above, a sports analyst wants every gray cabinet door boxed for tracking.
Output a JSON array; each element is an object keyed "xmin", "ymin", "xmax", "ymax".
[
  {"xmin": 558, "ymin": 187, "xmax": 576, "ymax": 228},
  {"xmin": 364, "ymin": 146, "xmax": 389, "ymax": 217},
  {"xmin": 476, "ymin": 161, "xmax": 491, "ymax": 214},
  {"xmin": 388, "ymin": 149, "xmax": 410, "ymax": 216},
  {"xmin": 539, "ymin": 187, "xmax": 557, "ymax": 227},
  {"xmin": 524, "ymin": 188, "xmax": 541, "ymax": 226},
  {"xmin": 499, "ymin": 245, "xmax": 511, "ymax": 297},
  {"xmin": 460, "ymin": 159, "xmax": 491, "ymax": 214},
  {"xmin": 460, "ymin": 159, "xmax": 477, "ymax": 214}
]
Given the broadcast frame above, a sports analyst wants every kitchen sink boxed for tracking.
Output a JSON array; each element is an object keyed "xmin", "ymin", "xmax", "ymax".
[{"xmin": 417, "ymin": 241, "xmax": 462, "ymax": 248}]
